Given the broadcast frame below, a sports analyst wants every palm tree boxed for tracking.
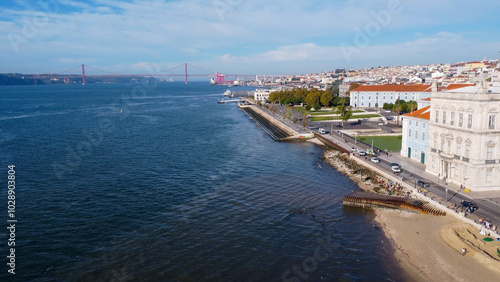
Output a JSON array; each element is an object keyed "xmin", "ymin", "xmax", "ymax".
[
  {"xmin": 393, "ymin": 101, "xmax": 403, "ymax": 126},
  {"xmin": 407, "ymin": 101, "xmax": 418, "ymax": 113},
  {"xmin": 336, "ymin": 97, "xmax": 353, "ymax": 127}
]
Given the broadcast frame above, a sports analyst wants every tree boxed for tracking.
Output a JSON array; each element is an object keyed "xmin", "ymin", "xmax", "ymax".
[
  {"xmin": 302, "ymin": 113, "xmax": 309, "ymax": 129},
  {"xmin": 336, "ymin": 97, "xmax": 353, "ymax": 127},
  {"xmin": 407, "ymin": 101, "xmax": 418, "ymax": 113},
  {"xmin": 304, "ymin": 105, "xmax": 312, "ymax": 111},
  {"xmin": 305, "ymin": 91, "xmax": 322, "ymax": 108},
  {"xmin": 320, "ymin": 90, "xmax": 334, "ymax": 107},
  {"xmin": 285, "ymin": 106, "xmax": 292, "ymax": 120},
  {"xmin": 393, "ymin": 101, "xmax": 403, "ymax": 126},
  {"xmin": 313, "ymin": 104, "xmax": 322, "ymax": 111},
  {"xmin": 345, "ymin": 83, "xmax": 360, "ymax": 97}
]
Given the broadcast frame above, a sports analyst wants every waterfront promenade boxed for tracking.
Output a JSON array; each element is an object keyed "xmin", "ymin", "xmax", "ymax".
[{"xmin": 247, "ymin": 100, "xmax": 500, "ymax": 233}]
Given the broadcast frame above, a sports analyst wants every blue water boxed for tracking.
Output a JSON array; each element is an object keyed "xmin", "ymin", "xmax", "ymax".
[{"xmin": 0, "ymin": 82, "xmax": 405, "ymax": 281}]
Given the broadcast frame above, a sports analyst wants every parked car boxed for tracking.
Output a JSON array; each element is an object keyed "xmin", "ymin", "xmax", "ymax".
[
  {"xmin": 391, "ymin": 166, "xmax": 401, "ymax": 173},
  {"xmin": 417, "ymin": 179, "xmax": 430, "ymax": 188},
  {"xmin": 391, "ymin": 163, "xmax": 400, "ymax": 169},
  {"xmin": 358, "ymin": 150, "xmax": 366, "ymax": 156},
  {"xmin": 319, "ymin": 128, "xmax": 326, "ymax": 134},
  {"xmin": 461, "ymin": 201, "xmax": 478, "ymax": 211},
  {"xmin": 370, "ymin": 157, "xmax": 380, "ymax": 163}
]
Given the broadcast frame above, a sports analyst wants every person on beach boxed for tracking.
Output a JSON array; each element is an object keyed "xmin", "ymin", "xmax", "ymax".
[{"xmin": 462, "ymin": 248, "xmax": 467, "ymax": 255}]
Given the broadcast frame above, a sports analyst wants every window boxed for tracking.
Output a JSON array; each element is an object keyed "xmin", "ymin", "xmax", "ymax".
[
  {"xmin": 451, "ymin": 112, "xmax": 455, "ymax": 126},
  {"xmin": 405, "ymin": 94, "xmax": 408, "ymax": 100},
  {"xmin": 383, "ymin": 94, "xmax": 386, "ymax": 99},
  {"xmin": 409, "ymin": 120, "xmax": 412, "ymax": 126},
  {"xmin": 487, "ymin": 146, "xmax": 494, "ymax": 160},
  {"xmin": 486, "ymin": 168, "xmax": 492, "ymax": 182},
  {"xmin": 489, "ymin": 115, "xmax": 495, "ymax": 130},
  {"xmin": 415, "ymin": 129, "xmax": 418, "ymax": 139},
  {"xmin": 465, "ymin": 144, "xmax": 470, "ymax": 158},
  {"xmin": 433, "ymin": 136, "xmax": 437, "ymax": 148},
  {"xmin": 468, "ymin": 114, "xmax": 473, "ymax": 129},
  {"xmin": 423, "ymin": 123, "xmax": 426, "ymax": 129},
  {"xmin": 391, "ymin": 94, "xmax": 393, "ymax": 100},
  {"xmin": 435, "ymin": 111, "xmax": 439, "ymax": 123},
  {"xmin": 362, "ymin": 94, "xmax": 364, "ymax": 100},
  {"xmin": 416, "ymin": 121, "xmax": 419, "ymax": 127},
  {"xmin": 369, "ymin": 95, "xmax": 371, "ymax": 100},
  {"xmin": 408, "ymin": 128, "xmax": 412, "ymax": 137},
  {"xmin": 457, "ymin": 142, "xmax": 461, "ymax": 155},
  {"xmin": 443, "ymin": 111, "xmax": 446, "ymax": 124},
  {"xmin": 459, "ymin": 113, "xmax": 463, "ymax": 127},
  {"xmin": 447, "ymin": 141, "xmax": 451, "ymax": 153},
  {"xmin": 422, "ymin": 131, "xmax": 425, "ymax": 141},
  {"xmin": 441, "ymin": 139, "xmax": 445, "ymax": 151},
  {"xmin": 414, "ymin": 148, "xmax": 418, "ymax": 157}
]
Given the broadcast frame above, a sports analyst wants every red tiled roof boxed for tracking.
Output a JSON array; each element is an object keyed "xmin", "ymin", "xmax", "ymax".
[
  {"xmin": 442, "ymin": 84, "xmax": 475, "ymax": 91},
  {"xmin": 421, "ymin": 97, "xmax": 431, "ymax": 101},
  {"xmin": 403, "ymin": 105, "xmax": 430, "ymax": 120},
  {"xmin": 352, "ymin": 84, "xmax": 431, "ymax": 92}
]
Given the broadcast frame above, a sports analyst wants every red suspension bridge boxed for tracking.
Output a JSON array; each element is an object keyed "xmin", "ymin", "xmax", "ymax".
[{"xmin": 31, "ymin": 63, "xmax": 285, "ymax": 85}]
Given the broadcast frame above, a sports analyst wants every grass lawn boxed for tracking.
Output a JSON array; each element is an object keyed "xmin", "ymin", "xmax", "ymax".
[
  {"xmin": 311, "ymin": 114, "xmax": 380, "ymax": 121},
  {"xmin": 358, "ymin": 135, "xmax": 402, "ymax": 152}
]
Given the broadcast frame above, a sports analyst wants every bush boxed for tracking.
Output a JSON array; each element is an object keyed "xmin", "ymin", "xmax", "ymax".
[
  {"xmin": 313, "ymin": 104, "xmax": 321, "ymax": 111},
  {"xmin": 304, "ymin": 105, "xmax": 312, "ymax": 111}
]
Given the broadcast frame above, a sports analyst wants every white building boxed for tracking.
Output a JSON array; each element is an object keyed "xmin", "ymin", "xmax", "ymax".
[
  {"xmin": 426, "ymin": 79, "xmax": 500, "ymax": 191},
  {"xmin": 350, "ymin": 84, "xmax": 432, "ymax": 108},
  {"xmin": 253, "ymin": 88, "xmax": 279, "ymax": 101}
]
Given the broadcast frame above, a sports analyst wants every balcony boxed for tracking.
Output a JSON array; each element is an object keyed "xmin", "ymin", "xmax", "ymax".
[
  {"xmin": 485, "ymin": 160, "xmax": 496, "ymax": 164},
  {"xmin": 463, "ymin": 157, "xmax": 469, "ymax": 163},
  {"xmin": 438, "ymin": 151, "xmax": 453, "ymax": 159},
  {"xmin": 431, "ymin": 148, "xmax": 437, "ymax": 153},
  {"xmin": 454, "ymin": 155, "xmax": 461, "ymax": 160}
]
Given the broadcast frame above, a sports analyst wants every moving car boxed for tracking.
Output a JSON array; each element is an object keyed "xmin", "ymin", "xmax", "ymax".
[
  {"xmin": 358, "ymin": 150, "xmax": 366, "ymax": 156},
  {"xmin": 461, "ymin": 201, "xmax": 478, "ymax": 211},
  {"xmin": 417, "ymin": 179, "xmax": 430, "ymax": 188},
  {"xmin": 391, "ymin": 166, "xmax": 401, "ymax": 173},
  {"xmin": 370, "ymin": 157, "xmax": 380, "ymax": 163},
  {"xmin": 319, "ymin": 128, "xmax": 326, "ymax": 134}
]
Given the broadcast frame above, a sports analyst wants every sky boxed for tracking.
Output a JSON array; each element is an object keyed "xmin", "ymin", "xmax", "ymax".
[{"xmin": 1, "ymin": 0, "xmax": 500, "ymax": 76}]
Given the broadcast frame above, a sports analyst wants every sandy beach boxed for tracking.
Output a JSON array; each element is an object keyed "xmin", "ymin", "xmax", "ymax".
[
  {"xmin": 323, "ymin": 149, "xmax": 500, "ymax": 281},
  {"xmin": 375, "ymin": 211, "xmax": 500, "ymax": 281}
]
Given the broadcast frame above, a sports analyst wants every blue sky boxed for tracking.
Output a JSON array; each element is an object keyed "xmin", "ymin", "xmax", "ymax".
[{"xmin": 1, "ymin": 0, "xmax": 499, "ymax": 76}]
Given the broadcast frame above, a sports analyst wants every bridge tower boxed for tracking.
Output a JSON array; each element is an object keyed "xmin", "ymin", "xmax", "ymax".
[
  {"xmin": 185, "ymin": 63, "xmax": 188, "ymax": 84},
  {"xmin": 81, "ymin": 64, "xmax": 86, "ymax": 85}
]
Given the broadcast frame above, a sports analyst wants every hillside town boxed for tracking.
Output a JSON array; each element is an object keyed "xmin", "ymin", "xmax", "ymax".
[{"xmin": 251, "ymin": 58, "xmax": 500, "ymax": 192}]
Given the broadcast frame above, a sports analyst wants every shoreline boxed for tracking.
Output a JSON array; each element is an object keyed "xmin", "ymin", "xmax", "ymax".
[
  {"xmin": 323, "ymin": 149, "xmax": 500, "ymax": 281},
  {"xmin": 246, "ymin": 102, "xmax": 500, "ymax": 280}
]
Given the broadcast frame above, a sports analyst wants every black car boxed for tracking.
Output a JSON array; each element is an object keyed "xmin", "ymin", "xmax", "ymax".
[
  {"xmin": 417, "ymin": 179, "xmax": 430, "ymax": 188},
  {"xmin": 461, "ymin": 201, "xmax": 478, "ymax": 211}
]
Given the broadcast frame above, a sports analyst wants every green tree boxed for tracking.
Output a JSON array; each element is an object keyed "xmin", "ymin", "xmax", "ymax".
[
  {"xmin": 305, "ymin": 91, "xmax": 322, "ymax": 108},
  {"xmin": 336, "ymin": 97, "xmax": 353, "ymax": 127},
  {"xmin": 302, "ymin": 113, "xmax": 309, "ymax": 129},
  {"xmin": 407, "ymin": 101, "xmax": 418, "ymax": 113},
  {"xmin": 285, "ymin": 106, "xmax": 292, "ymax": 120},
  {"xmin": 320, "ymin": 90, "xmax": 334, "ymax": 107},
  {"xmin": 393, "ymin": 101, "xmax": 403, "ymax": 126},
  {"xmin": 304, "ymin": 105, "xmax": 312, "ymax": 111},
  {"xmin": 313, "ymin": 104, "xmax": 322, "ymax": 111}
]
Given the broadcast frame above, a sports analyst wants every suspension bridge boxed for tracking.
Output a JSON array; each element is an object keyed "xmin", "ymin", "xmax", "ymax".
[{"xmin": 31, "ymin": 63, "xmax": 289, "ymax": 85}]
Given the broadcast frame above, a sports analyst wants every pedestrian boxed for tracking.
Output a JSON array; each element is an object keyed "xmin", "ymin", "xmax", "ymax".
[{"xmin": 462, "ymin": 248, "xmax": 466, "ymax": 255}]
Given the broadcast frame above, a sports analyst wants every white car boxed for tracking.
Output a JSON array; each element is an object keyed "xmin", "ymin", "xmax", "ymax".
[
  {"xmin": 370, "ymin": 157, "xmax": 380, "ymax": 163},
  {"xmin": 358, "ymin": 150, "xmax": 366, "ymax": 156},
  {"xmin": 391, "ymin": 166, "xmax": 401, "ymax": 173}
]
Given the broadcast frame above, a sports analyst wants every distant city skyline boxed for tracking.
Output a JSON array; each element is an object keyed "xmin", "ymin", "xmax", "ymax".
[{"xmin": 1, "ymin": 0, "xmax": 499, "ymax": 75}]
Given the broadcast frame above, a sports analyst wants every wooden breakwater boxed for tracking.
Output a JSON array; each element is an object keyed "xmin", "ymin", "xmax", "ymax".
[{"xmin": 343, "ymin": 191, "xmax": 446, "ymax": 216}]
